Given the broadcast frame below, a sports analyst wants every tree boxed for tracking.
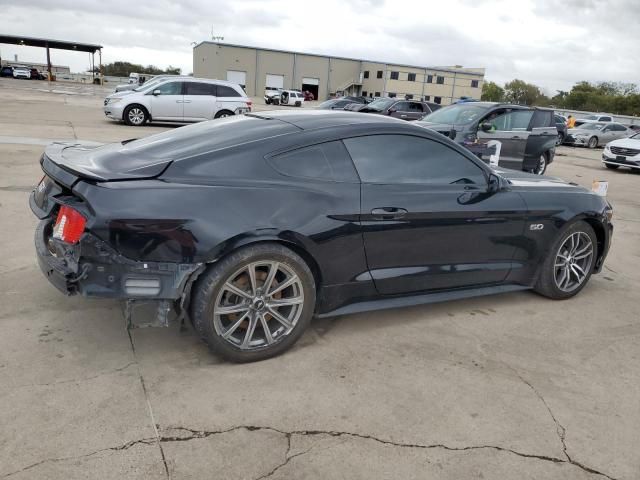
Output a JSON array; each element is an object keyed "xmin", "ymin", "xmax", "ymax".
[
  {"xmin": 481, "ymin": 81, "xmax": 504, "ymax": 102},
  {"xmin": 95, "ymin": 61, "xmax": 181, "ymax": 76},
  {"xmin": 503, "ymin": 79, "xmax": 548, "ymax": 106}
]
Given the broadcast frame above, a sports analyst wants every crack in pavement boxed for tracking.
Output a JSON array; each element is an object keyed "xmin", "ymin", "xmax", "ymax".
[
  {"xmin": 127, "ymin": 329, "xmax": 170, "ymax": 479},
  {"xmin": 0, "ymin": 437, "xmax": 156, "ymax": 478},
  {"xmin": 11, "ymin": 362, "xmax": 136, "ymax": 389}
]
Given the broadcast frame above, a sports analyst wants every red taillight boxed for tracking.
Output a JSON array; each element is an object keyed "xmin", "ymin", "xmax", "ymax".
[{"xmin": 53, "ymin": 205, "xmax": 86, "ymax": 244}]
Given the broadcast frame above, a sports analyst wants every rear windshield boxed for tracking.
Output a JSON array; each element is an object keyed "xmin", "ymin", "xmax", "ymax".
[{"xmin": 121, "ymin": 115, "xmax": 299, "ymax": 161}]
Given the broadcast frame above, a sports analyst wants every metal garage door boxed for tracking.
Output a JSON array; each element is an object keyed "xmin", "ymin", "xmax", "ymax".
[
  {"xmin": 226, "ymin": 70, "xmax": 246, "ymax": 88},
  {"xmin": 266, "ymin": 74, "xmax": 284, "ymax": 89},
  {"xmin": 302, "ymin": 77, "xmax": 319, "ymax": 86}
]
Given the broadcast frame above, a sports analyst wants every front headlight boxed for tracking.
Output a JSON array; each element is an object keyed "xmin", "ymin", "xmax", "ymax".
[{"xmin": 106, "ymin": 98, "xmax": 122, "ymax": 105}]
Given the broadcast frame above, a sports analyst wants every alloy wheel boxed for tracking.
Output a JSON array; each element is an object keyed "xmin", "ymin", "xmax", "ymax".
[
  {"xmin": 213, "ymin": 261, "xmax": 304, "ymax": 350},
  {"xmin": 128, "ymin": 108, "xmax": 145, "ymax": 125},
  {"xmin": 554, "ymin": 232, "xmax": 594, "ymax": 292},
  {"xmin": 535, "ymin": 155, "xmax": 547, "ymax": 175},
  {"xmin": 588, "ymin": 137, "xmax": 597, "ymax": 148}
]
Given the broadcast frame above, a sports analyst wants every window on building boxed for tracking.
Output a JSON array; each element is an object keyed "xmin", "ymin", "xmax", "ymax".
[
  {"xmin": 362, "ymin": 91, "xmax": 368, "ymax": 97},
  {"xmin": 408, "ymin": 73, "xmax": 416, "ymax": 82},
  {"xmin": 471, "ymin": 80, "xmax": 479, "ymax": 88},
  {"xmin": 369, "ymin": 92, "xmax": 374, "ymax": 98},
  {"xmin": 343, "ymin": 135, "xmax": 486, "ymax": 185},
  {"xmin": 390, "ymin": 71, "xmax": 399, "ymax": 80},
  {"xmin": 437, "ymin": 76, "xmax": 445, "ymax": 84},
  {"xmin": 434, "ymin": 96, "xmax": 442, "ymax": 104},
  {"xmin": 376, "ymin": 70, "xmax": 383, "ymax": 79},
  {"xmin": 374, "ymin": 91, "xmax": 380, "ymax": 97},
  {"xmin": 426, "ymin": 75, "xmax": 433, "ymax": 83},
  {"xmin": 424, "ymin": 95, "xmax": 431, "ymax": 101},
  {"xmin": 389, "ymin": 92, "xmax": 397, "ymax": 98},
  {"xmin": 363, "ymin": 71, "xmax": 370, "ymax": 79},
  {"xmin": 405, "ymin": 94, "xmax": 414, "ymax": 99}
]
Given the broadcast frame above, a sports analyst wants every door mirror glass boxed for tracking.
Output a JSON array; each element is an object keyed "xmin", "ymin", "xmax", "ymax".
[
  {"xmin": 388, "ymin": 108, "xmax": 397, "ymax": 114},
  {"xmin": 488, "ymin": 173, "xmax": 502, "ymax": 193},
  {"xmin": 480, "ymin": 122, "xmax": 493, "ymax": 132},
  {"xmin": 152, "ymin": 89, "xmax": 161, "ymax": 96}
]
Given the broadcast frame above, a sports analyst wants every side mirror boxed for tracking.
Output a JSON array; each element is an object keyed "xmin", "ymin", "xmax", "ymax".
[
  {"xmin": 152, "ymin": 89, "xmax": 161, "ymax": 96},
  {"xmin": 388, "ymin": 108, "xmax": 397, "ymax": 114},
  {"xmin": 480, "ymin": 122, "xmax": 493, "ymax": 132},
  {"xmin": 488, "ymin": 173, "xmax": 503, "ymax": 193}
]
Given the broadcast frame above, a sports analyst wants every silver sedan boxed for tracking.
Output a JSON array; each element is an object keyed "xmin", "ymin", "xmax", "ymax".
[{"xmin": 565, "ymin": 122, "xmax": 631, "ymax": 148}]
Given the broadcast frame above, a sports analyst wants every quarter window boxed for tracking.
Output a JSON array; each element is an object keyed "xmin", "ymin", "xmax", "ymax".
[
  {"xmin": 343, "ymin": 135, "xmax": 485, "ymax": 185},
  {"xmin": 268, "ymin": 141, "xmax": 359, "ymax": 182},
  {"xmin": 216, "ymin": 85, "xmax": 241, "ymax": 97},
  {"xmin": 390, "ymin": 71, "xmax": 399, "ymax": 80}
]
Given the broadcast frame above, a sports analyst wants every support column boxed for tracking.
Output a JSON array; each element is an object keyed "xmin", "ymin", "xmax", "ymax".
[
  {"xmin": 46, "ymin": 42, "xmax": 52, "ymax": 81},
  {"xmin": 99, "ymin": 49, "xmax": 103, "ymax": 85}
]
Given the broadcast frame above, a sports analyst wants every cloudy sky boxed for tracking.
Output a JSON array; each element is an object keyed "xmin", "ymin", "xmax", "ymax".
[{"xmin": 1, "ymin": 0, "xmax": 637, "ymax": 93}]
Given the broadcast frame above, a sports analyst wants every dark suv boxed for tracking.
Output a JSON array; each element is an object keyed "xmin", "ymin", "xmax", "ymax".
[
  {"xmin": 417, "ymin": 102, "xmax": 557, "ymax": 175},
  {"xmin": 345, "ymin": 98, "xmax": 436, "ymax": 120}
]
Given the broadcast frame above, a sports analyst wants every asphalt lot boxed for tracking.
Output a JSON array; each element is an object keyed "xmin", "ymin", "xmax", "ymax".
[{"xmin": 1, "ymin": 77, "xmax": 639, "ymax": 480}]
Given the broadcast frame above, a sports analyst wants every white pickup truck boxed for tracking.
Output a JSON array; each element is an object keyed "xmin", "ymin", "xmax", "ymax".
[{"xmin": 264, "ymin": 89, "xmax": 304, "ymax": 106}]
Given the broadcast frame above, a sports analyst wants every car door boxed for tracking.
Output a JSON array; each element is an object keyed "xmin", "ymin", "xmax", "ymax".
[
  {"xmin": 476, "ymin": 109, "xmax": 534, "ymax": 170},
  {"xmin": 388, "ymin": 101, "xmax": 411, "ymax": 119},
  {"xmin": 148, "ymin": 81, "xmax": 184, "ymax": 121},
  {"xmin": 600, "ymin": 124, "xmax": 617, "ymax": 143},
  {"xmin": 404, "ymin": 101, "xmax": 427, "ymax": 120},
  {"xmin": 611, "ymin": 123, "xmax": 630, "ymax": 141},
  {"xmin": 183, "ymin": 82, "xmax": 216, "ymax": 121},
  {"xmin": 524, "ymin": 110, "xmax": 556, "ymax": 162},
  {"xmin": 343, "ymin": 134, "xmax": 527, "ymax": 295}
]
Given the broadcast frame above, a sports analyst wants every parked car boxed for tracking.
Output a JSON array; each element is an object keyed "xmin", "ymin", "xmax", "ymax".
[
  {"xmin": 575, "ymin": 114, "xmax": 614, "ymax": 127},
  {"xmin": 12, "ymin": 67, "xmax": 31, "ymax": 79},
  {"xmin": 602, "ymin": 132, "xmax": 640, "ymax": 171},
  {"xmin": 316, "ymin": 98, "xmax": 359, "ymax": 110},
  {"xmin": 625, "ymin": 124, "xmax": 640, "ymax": 133},
  {"xmin": 266, "ymin": 90, "xmax": 304, "ymax": 107},
  {"xmin": 30, "ymin": 111, "xmax": 612, "ymax": 362},
  {"xmin": 348, "ymin": 98, "xmax": 435, "ymax": 121},
  {"xmin": 417, "ymin": 102, "xmax": 557, "ymax": 175},
  {"xmin": 564, "ymin": 122, "xmax": 631, "ymax": 148},
  {"xmin": 114, "ymin": 75, "xmax": 188, "ymax": 94},
  {"xmin": 0, "ymin": 66, "xmax": 13, "ymax": 77},
  {"xmin": 555, "ymin": 114, "xmax": 567, "ymax": 145},
  {"xmin": 103, "ymin": 78, "xmax": 252, "ymax": 126}
]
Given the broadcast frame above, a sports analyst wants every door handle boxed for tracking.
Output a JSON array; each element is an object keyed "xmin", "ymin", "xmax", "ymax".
[
  {"xmin": 400, "ymin": 114, "xmax": 408, "ymax": 118},
  {"xmin": 183, "ymin": 100, "xmax": 192, "ymax": 103},
  {"xmin": 371, "ymin": 207, "xmax": 408, "ymax": 219},
  {"xmin": 511, "ymin": 135, "xmax": 522, "ymax": 139}
]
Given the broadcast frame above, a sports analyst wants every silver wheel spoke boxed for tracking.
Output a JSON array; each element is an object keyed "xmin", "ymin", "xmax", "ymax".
[
  {"xmin": 224, "ymin": 282, "xmax": 252, "ymax": 300},
  {"xmin": 557, "ymin": 266, "xmax": 569, "ymax": 289},
  {"xmin": 247, "ymin": 264, "xmax": 257, "ymax": 296},
  {"xmin": 216, "ymin": 303, "xmax": 249, "ymax": 315},
  {"xmin": 267, "ymin": 306, "xmax": 293, "ymax": 329},
  {"xmin": 268, "ymin": 296, "xmax": 303, "ymax": 308},
  {"xmin": 259, "ymin": 313, "xmax": 274, "ymax": 345},
  {"xmin": 222, "ymin": 311, "xmax": 249, "ymax": 340},
  {"xmin": 241, "ymin": 313, "xmax": 258, "ymax": 349},
  {"xmin": 263, "ymin": 262, "xmax": 279, "ymax": 295},
  {"xmin": 268, "ymin": 274, "xmax": 299, "ymax": 297},
  {"xmin": 571, "ymin": 263, "xmax": 586, "ymax": 279}
]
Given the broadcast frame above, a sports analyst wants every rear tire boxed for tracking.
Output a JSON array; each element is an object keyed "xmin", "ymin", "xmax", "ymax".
[
  {"xmin": 556, "ymin": 133, "xmax": 564, "ymax": 145},
  {"xmin": 533, "ymin": 153, "xmax": 548, "ymax": 175},
  {"xmin": 534, "ymin": 221, "xmax": 597, "ymax": 300},
  {"xmin": 123, "ymin": 105, "xmax": 148, "ymax": 126},
  {"xmin": 190, "ymin": 243, "xmax": 316, "ymax": 362},
  {"xmin": 214, "ymin": 110, "xmax": 233, "ymax": 119},
  {"xmin": 605, "ymin": 164, "xmax": 619, "ymax": 170},
  {"xmin": 588, "ymin": 136, "xmax": 598, "ymax": 149}
]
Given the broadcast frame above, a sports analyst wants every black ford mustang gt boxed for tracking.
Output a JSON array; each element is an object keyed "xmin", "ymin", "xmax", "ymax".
[{"xmin": 30, "ymin": 111, "xmax": 613, "ymax": 362}]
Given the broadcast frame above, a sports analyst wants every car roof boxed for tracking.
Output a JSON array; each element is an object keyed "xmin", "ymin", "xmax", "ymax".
[
  {"xmin": 247, "ymin": 110, "xmax": 406, "ymax": 130},
  {"xmin": 154, "ymin": 76, "xmax": 241, "ymax": 87}
]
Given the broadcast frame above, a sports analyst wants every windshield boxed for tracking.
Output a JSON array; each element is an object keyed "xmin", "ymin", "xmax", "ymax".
[
  {"xmin": 584, "ymin": 115, "xmax": 599, "ymax": 120},
  {"xmin": 365, "ymin": 98, "xmax": 395, "ymax": 111},
  {"xmin": 631, "ymin": 132, "xmax": 640, "ymax": 139},
  {"xmin": 578, "ymin": 123, "xmax": 605, "ymax": 130},
  {"xmin": 421, "ymin": 104, "xmax": 488, "ymax": 125},
  {"xmin": 133, "ymin": 78, "xmax": 166, "ymax": 92}
]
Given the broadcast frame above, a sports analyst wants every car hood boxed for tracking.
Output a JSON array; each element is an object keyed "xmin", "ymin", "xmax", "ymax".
[
  {"xmin": 606, "ymin": 137, "xmax": 640, "ymax": 149},
  {"xmin": 494, "ymin": 167, "xmax": 588, "ymax": 192},
  {"xmin": 105, "ymin": 91, "xmax": 136, "ymax": 100}
]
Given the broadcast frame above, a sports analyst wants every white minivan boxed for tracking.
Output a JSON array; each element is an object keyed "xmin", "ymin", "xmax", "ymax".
[{"xmin": 103, "ymin": 77, "xmax": 252, "ymax": 126}]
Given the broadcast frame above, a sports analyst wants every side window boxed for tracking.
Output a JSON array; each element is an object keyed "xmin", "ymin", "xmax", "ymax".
[
  {"xmin": 613, "ymin": 124, "xmax": 626, "ymax": 131},
  {"xmin": 491, "ymin": 110, "xmax": 534, "ymax": 131},
  {"xmin": 394, "ymin": 101, "xmax": 411, "ymax": 112},
  {"xmin": 185, "ymin": 82, "xmax": 216, "ymax": 96},
  {"xmin": 154, "ymin": 82, "xmax": 183, "ymax": 95},
  {"xmin": 531, "ymin": 110, "xmax": 552, "ymax": 128},
  {"xmin": 601, "ymin": 117, "xmax": 612, "ymax": 122},
  {"xmin": 267, "ymin": 141, "xmax": 359, "ymax": 183},
  {"xmin": 408, "ymin": 102, "xmax": 424, "ymax": 112},
  {"xmin": 343, "ymin": 135, "xmax": 486, "ymax": 185},
  {"xmin": 216, "ymin": 85, "xmax": 241, "ymax": 97}
]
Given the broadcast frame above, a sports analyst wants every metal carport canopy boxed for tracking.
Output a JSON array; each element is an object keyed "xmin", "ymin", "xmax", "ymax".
[{"xmin": 0, "ymin": 34, "xmax": 102, "ymax": 53}]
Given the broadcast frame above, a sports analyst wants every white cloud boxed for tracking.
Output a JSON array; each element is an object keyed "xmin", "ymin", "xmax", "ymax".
[{"xmin": 1, "ymin": 0, "xmax": 638, "ymax": 91}]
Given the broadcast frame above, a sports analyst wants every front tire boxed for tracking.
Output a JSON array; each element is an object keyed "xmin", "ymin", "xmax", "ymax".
[
  {"xmin": 533, "ymin": 153, "xmax": 548, "ymax": 175},
  {"xmin": 556, "ymin": 133, "xmax": 564, "ymax": 146},
  {"xmin": 588, "ymin": 136, "xmax": 598, "ymax": 149},
  {"xmin": 214, "ymin": 110, "xmax": 233, "ymax": 119},
  {"xmin": 534, "ymin": 221, "xmax": 597, "ymax": 300},
  {"xmin": 190, "ymin": 243, "xmax": 316, "ymax": 362},
  {"xmin": 123, "ymin": 105, "xmax": 148, "ymax": 126}
]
